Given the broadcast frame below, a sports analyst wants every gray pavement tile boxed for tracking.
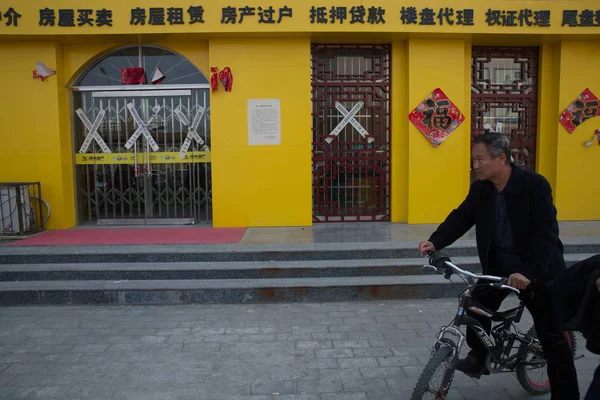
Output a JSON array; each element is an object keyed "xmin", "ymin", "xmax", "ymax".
[
  {"xmin": 277, "ymin": 333, "xmax": 313, "ymax": 341},
  {"xmin": 239, "ymin": 334, "xmax": 277, "ymax": 342},
  {"xmin": 457, "ymin": 385, "xmax": 515, "ymax": 400},
  {"xmin": 360, "ymin": 366, "xmax": 404, "ymax": 379},
  {"xmin": 0, "ymin": 386, "xmax": 37, "ymax": 400},
  {"xmin": 318, "ymin": 368, "xmax": 362, "ymax": 381},
  {"xmin": 376, "ymin": 355, "xmax": 418, "ymax": 367},
  {"xmin": 337, "ymin": 357, "xmax": 379, "ymax": 369},
  {"xmin": 315, "ymin": 349, "xmax": 354, "ymax": 358},
  {"xmin": 347, "ymin": 331, "xmax": 385, "ymax": 340},
  {"xmin": 293, "ymin": 358, "xmax": 338, "ymax": 369},
  {"xmin": 389, "ymin": 346, "xmax": 432, "ymax": 356},
  {"xmin": 3, "ymin": 362, "xmax": 56, "ymax": 375},
  {"xmin": 352, "ymin": 348, "xmax": 394, "ymax": 358},
  {"xmin": 321, "ymin": 393, "xmax": 367, "ymax": 400},
  {"xmin": 297, "ymin": 378, "xmax": 343, "ymax": 393},
  {"xmin": 296, "ymin": 341, "xmax": 333, "ymax": 350},
  {"xmin": 327, "ymin": 324, "xmax": 364, "ymax": 332},
  {"xmin": 369, "ymin": 338, "xmax": 408, "ymax": 347},
  {"xmin": 362, "ymin": 323, "xmax": 399, "ymax": 332},
  {"xmin": 341, "ymin": 377, "xmax": 389, "ymax": 392},
  {"xmin": 70, "ymin": 344, "xmax": 111, "ymax": 353},
  {"xmin": 312, "ymin": 333, "xmax": 348, "ymax": 341},
  {"xmin": 333, "ymin": 340, "xmax": 371, "ymax": 349},
  {"xmin": 156, "ymin": 328, "xmax": 192, "ymax": 335},
  {"xmin": 0, "ymin": 300, "xmax": 597, "ymax": 400},
  {"xmin": 0, "ymin": 353, "xmax": 42, "ymax": 363},
  {"xmin": 250, "ymin": 380, "xmax": 297, "ymax": 395}
]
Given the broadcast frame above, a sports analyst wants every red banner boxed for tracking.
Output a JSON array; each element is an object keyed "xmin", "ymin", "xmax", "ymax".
[
  {"xmin": 409, "ymin": 88, "xmax": 465, "ymax": 147},
  {"xmin": 121, "ymin": 68, "xmax": 146, "ymax": 85},
  {"xmin": 559, "ymin": 88, "xmax": 600, "ymax": 133}
]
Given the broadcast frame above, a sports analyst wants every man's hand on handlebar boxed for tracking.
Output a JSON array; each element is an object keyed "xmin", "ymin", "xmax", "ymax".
[
  {"xmin": 418, "ymin": 241, "xmax": 436, "ymax": 256},
  {"xmin": 507, "ymin": 273, "xmax": 531, "ymax": 290}
]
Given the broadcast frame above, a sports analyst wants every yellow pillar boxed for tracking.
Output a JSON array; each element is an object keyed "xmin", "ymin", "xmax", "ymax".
[
  {"xmin": 390, "ymin": 41, "xmax": 408, "ymax": 222},
  {"xmin": 555, "ymin": 41, "xmax": 600, "ymax": 221},
  {"xmin": 536, "ymin": 44, "xmax": 561, "ymax": 192},
  {"xmin": 0, "ymin": 42, "xmax": 76, "ymax": 229},
  {"xmin": 209, "ymin": 38, "xmax": 312, "ymax": 227},
  {"xmin": 406, "ymin": 39, "xmax": 470, "ymax": 224}
]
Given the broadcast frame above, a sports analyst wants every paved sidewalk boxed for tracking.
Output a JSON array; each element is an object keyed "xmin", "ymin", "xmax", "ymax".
[{"xmin": 0, "ymin": 299, "xmax": 598, "ymax": 400}]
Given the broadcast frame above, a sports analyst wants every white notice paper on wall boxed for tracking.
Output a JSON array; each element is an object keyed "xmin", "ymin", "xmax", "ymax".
[{"xmin": 248, "ymin": 99, "xmax": 281, "ymax": 146}]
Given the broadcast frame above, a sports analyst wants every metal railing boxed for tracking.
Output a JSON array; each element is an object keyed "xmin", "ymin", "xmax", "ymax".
[{"xmin": 0, "ymin": 182, "xmax": 45, "ymax": 236}]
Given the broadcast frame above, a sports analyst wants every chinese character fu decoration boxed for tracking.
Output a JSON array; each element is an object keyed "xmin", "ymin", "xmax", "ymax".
[{"xmin": 409, "ymin": 88, "xmax": 465, "ymax": 147}]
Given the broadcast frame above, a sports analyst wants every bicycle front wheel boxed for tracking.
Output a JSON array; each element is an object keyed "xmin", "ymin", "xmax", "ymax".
[{"xmin": 411, "ymin": 344, "xmax": 457, "ymax": 400}]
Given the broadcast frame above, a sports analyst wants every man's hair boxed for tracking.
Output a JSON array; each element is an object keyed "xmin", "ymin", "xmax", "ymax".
[{"xmin": 473, "ymin": 132, "xmax": 511, "ymax": 164}]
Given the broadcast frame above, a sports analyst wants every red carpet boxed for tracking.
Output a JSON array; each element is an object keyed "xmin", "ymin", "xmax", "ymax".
[{"xmin": 6, "ymin": 228, "xmax": 247, "ymax": 246}]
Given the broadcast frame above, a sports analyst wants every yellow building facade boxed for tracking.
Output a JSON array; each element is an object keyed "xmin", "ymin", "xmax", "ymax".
[{"xmin": 0, "ymin": 1, "xmax": 599, "ymax": 230}]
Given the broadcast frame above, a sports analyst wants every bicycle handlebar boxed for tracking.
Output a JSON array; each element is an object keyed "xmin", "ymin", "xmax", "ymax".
[{"xmin": 424, "ymin": 251, "xmax": 520, "ymax": 294}]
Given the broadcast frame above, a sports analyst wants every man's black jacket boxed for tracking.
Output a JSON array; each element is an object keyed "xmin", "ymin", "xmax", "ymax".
[
  {"xmin": 428, "ymin": 164, "xmax": 566, "ymax": 283},
  {"xmin": 546, "ymin": 254, "xmax": 600, "ymax": 354}
]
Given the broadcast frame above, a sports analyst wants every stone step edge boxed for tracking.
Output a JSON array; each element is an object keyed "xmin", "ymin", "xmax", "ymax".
[
  {"xmin": 1, "ymin": 237, "xmax": 599, "ymax": 256},
  {"xmin": 0, "ymin": 275, "xmax": 467, "ymax": 291},
  {"xmin": 0, "ymin": 253, "xmax": 591, "ymax": 273},
  {"xmin": 0, "ymin": 257, "xmax": 478, "ymax": 272}
]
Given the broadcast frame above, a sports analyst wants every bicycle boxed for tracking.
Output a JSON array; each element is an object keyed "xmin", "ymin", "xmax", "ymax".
[{"xmin": 411, "ymin": 251, "xmax": 580, "ymax": 400}]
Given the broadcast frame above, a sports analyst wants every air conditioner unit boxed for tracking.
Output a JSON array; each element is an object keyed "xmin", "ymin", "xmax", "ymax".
[{"xmin": 1, "ymin": 185, "xmax": 32, "ymax": 234}]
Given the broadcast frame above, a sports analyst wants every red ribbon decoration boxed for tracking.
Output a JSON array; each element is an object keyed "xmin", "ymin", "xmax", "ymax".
[
  {"xmin": 219, "ymin": 67, "xmax": 233, "ymax": 92},
  {"xmin": 210, "ymin": 67, "xmax": 219, "ymax": 92}
]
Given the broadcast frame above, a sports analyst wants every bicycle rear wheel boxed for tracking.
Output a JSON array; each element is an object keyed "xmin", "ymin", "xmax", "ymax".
[
  {"xmin": 411, "ymin": 344, "xmax": 457, "ymax": 400},
  {"xmin": 516, "ymin": 326, "xmax": 576, "ymax": 395}
]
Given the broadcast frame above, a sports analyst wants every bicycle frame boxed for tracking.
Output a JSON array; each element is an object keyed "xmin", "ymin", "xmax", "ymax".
[{"xmin": 428, "ymin": 258, "xmax": 538, "ymax": 372}]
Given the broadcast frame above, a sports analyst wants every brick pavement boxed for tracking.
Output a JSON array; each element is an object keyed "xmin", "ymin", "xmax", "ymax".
[{"xmin": 0, "ymin": 299, "xmax": 598, "ymax": 400}]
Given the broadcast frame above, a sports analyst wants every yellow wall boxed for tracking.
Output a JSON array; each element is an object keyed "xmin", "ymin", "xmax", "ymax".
[
  {"xmin": 0, "ymin": 42, "xmax": 75, "ymax": 229},
  {"xmin": 536, "ymin": 43, "xmax": 561, "ymax": 192},
  {"xmin": 555, "ymin": 41, "xmax": 600, "ymax": 221},
  {"xmin": 390, "ymin": 41, "xmax": 408, "ymax": 222},
  {"xmin": 209, "ymin": 38, "xmax": 312, "ymax": 227},
  {"xmin": 2, "ymin": 0, "xmax": 600, "ymax": 36},
  {"xmin": 1, "ymin": 15, "xmax": 599, "ymax": 228},
  {"xmin": 405, "ymin": 39, "xmax": 470, "ymax": 223}
]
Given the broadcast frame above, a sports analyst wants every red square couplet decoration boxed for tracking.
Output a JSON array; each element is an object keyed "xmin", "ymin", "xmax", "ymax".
[
  {"xmin": 409, "ymin": 88, "xmax": 465, "ymax": 147},
  {"xmin": 559, "ymin": 88, "xmax": 600, "ymax": 133}
]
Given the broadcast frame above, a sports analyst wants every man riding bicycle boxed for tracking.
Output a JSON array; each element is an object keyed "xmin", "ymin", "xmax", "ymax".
[{"xmin": 418, "ymin": 132, "xmax": 579, "ymax": 399}]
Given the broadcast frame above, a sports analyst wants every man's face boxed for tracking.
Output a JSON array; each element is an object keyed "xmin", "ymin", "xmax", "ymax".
[{"xmin": 471, "ymin": 143, "xmax": 506, "ymax": 181}]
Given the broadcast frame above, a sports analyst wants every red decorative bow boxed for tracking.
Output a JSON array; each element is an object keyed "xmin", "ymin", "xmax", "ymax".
[
  {"xmin": 210, "ymin": 67, "xmax": 219, "ymax": 92},
  {"xmin": 219, "ymin": 67, "xmax": 233, "ymax": 92}
]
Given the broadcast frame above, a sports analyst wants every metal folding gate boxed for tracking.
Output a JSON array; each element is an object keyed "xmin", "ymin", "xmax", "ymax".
[
  {"xmin": 311, "ymin": 44, "xmax": 391, "ymax": 222},
  {"xmin": 471, "ymin": 46, "xmax": 539, "ymax": 176},
  {"xmin": 74, "ymin": 89, "xmax": 212, "ymax": 225}
]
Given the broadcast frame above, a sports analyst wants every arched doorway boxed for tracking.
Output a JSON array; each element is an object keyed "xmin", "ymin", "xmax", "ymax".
[{"xmin": 71, "ymin": 45, "xmax": 212, "ymax": 225}]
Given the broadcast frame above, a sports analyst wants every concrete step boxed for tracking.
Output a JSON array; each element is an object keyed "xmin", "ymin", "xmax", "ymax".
[
  {"xmin": 1, "ymin": 240, "xmax": 599, "ymax": 264},
  {"xmin": 0, "ymin": 253, "xmax": 595, "ymax": 306},
  {"xmin": 0, "ymin": 275, "xmax": 467, "ymax": 305},
  {"xmin": 0, "ymin": 257, "xmax": 481, "ymax": 281},
  {"xmin": 0, "ymin": 254, "xmax": 591, "ymax": 282}
]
